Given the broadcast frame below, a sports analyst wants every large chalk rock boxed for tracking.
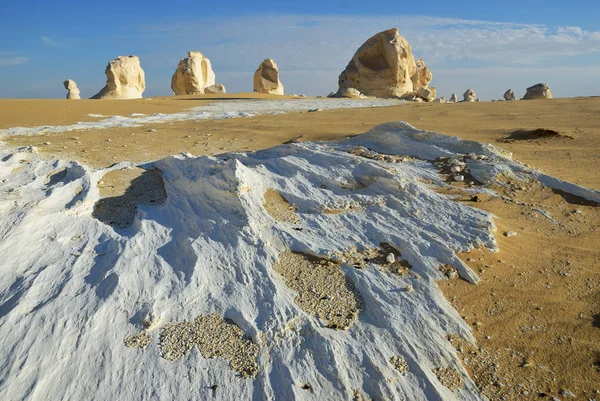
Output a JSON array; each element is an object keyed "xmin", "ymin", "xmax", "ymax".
[
  {"xmin": 417, "ymin": 86, "xmax": 436, "ymax": 102},
  {"xmin": 336, "ymin": 28, "xmax": 433, "ymax": 99},
  {"xmin": 463, "ymin": 89, "xmax": 476, "ymax": 102},
  {"xmin": 449, "ymin": 93, "xmax": 458, "ymax": 103},
  {"xmin": 92, "ymin": 56, "xmax": 145, "ymax": 99},
  {"xmin": 504, "ymin": 89, "xmax": 516, "ymax": 101},
  {"xmin": 63, "ymin": 79, "xmax": 80, "ymax": 100},
  {"xmin": 253, "ymin": 59, "xmax": 284, "ymax": 95},
  {"xmin": 171, "ymin": 51, "xmax": 216, "ymax": 95},
  {"xmin": 523, "ymin": 83, "xmax": 553, "ymax": 100}
]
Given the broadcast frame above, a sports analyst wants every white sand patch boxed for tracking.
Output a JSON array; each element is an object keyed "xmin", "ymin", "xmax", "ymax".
[
  {"xmin": 0, "ymin": 122, "xmax": 598, "ymax": 401},
  {"xmin": 0, "ymin": 98, "xmax": 400, "ymax": 137}
]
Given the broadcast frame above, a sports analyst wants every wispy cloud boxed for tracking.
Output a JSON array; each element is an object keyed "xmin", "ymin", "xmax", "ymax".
[
  {"xmin": 41, "ymin": 36, "xmax": 56, "ymax": 47},
  {"xmin": 0, "ymin": 55, "xmax": 29, "ymax": 67}
]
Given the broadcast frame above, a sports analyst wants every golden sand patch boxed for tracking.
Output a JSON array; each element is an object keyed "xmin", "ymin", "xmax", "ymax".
[
  {"xmin": 159, "ymin": 313, "xmax": 259, "ymax": 379},
  {"xmin": 274, "ymin": 251, "xmax": 362, "ymax": 330},
  {"xmin": 263, "ymin": 188, "xmax": 300, "ymax": 224}
]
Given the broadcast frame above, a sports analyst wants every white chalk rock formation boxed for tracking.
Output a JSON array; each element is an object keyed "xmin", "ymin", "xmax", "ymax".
[
  {"xmin": 337, "ymin": 28, "xmax": 434, "ymax": 99},
  {"xmin": 504, "ymin": 89, "xmax": 516, "ymax": 101},
  {"xmin": 523, "ymin": 83, "xmax": 553, "ymax": 100},
  {"xmin": 92, "ymin": 56, "xmax": 145, "ymax": 99},
  {"xmin": 63, "ymin": 79, "xmax": 80, "ymax": 100},
  {"xmin": 204, "ymin": 84, "xmax": 226, "ymax": 95},
  {"xmin": 171, "ymin": 52, "xmax": 216, "ymax": 96},
  {"xmin": 463, "ymin": 89, "xmax": 476, "ymax": 102},
  {"xmin": 417, "ymin": 87, "xmax": 436, "ymax": 102},
  {"xmin": 253, "ymin": 59, "xmax": 284, "ymax": 95},
  {"xmin": 433, "ymin": 97, "xmax": 447, "ymax": 103},
  {"xmin": 449, "ymin": 93, "xmax": 458, "ymax": 103}
]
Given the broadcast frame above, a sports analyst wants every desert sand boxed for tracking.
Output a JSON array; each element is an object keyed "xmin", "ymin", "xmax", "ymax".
[{"xmin": 0, "ymin": 94, "xmax": 598, "ymax": 400}]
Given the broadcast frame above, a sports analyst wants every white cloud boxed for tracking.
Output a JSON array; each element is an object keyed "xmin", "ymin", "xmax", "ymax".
[
  {"xmin": 41, "ymin": 36, "xmax": 56, "ymax": 47},
  {"xmin": 0, "ymin": 56, "xmax": 29, "ymax": 67}
]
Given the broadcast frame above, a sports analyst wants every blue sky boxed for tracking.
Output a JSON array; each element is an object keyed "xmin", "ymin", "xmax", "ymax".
[{"xmin": 1, "ymin": 1, "xmax": 599, "ymax": 99}]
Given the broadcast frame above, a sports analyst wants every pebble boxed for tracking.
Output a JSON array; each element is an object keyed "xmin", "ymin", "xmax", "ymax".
[
  {"xmin": 147, "ymin": 129, "xmax": 156, "ymax": 132},
  {"xmin": 386, "ymin": 253, "xmax": 396, "ymax": 264},
  {"xmin": 504, "ymin": 231, "xmax": 518, "ymax": 237},
  {"xmin": 308, "ymin": 108, "xmax": 323, "ymax": 112},
  {"xmin": 454, "ymin": 175, "xmax": 465, "ymax": 182},
  {"xmin": 451, "ymin": 165, "xmax": 463, "ymax": 173}
]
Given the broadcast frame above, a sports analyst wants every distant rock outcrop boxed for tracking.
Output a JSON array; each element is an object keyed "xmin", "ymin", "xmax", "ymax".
[
  {"xmin": 91, "ymin": 56, "xmax": 145, "ymax": 99},
  {"xmin": 204, "ymin": 84, "xmax": 226, "ymax": 95},
  {"xmin": 253, "ymin": 59, "xmax": 284, "ymax": 95},
  {"xmin": 463, "ymin": 89, "xmax": 476, "ymax": 102},
  {"xmin": 504, "ymin": 89, "xmax": 516, "ymax": 101},
  {"xmin": 449, "ymin": 93, "xmax": 458, "ymax": 103},
  {"xmin": 523, "ymin": 83, "xmax": 553, "ymax": 100},
  {"xmin": 63, "ymin": 79, "xmax": 80, "ymax": 100},
  {"xmin": 433, "ymin": 97, "xmax": 447, "ymax": 103},
  {"xmin": 171, "ymin": 52, "xmax": 216, "ymax": 95},
  {"xmin": 335, "ymin": 28, "xmax": 435, "ymax": 101},
  {"xmin": 330, "ymin": 87, "xmax": 367, "ymax": 99}
]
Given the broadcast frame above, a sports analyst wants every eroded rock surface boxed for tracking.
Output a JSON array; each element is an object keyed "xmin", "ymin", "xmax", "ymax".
[
  {"xmin": 253, "ymin": 59, "xmax": 284, "ymax": 95},
  {"xmin": 92, "ymin": 55, "xmax": 145, "ymax": 99},
  {"xmin": 171, "ymin": 51, "xmax": 216, "ymax": 95}
]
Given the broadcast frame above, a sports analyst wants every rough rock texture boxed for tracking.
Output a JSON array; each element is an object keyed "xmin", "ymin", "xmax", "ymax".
[
  {"xmin": 204, "ymin": 84, "xmax": 226, "ymax": 95},
  {"xmin": 504, "ymin": 89, "xmax": 516, "ymax": 101},
  {"xmin": 253, "ymin": 59, "xmax": 284, "ymax": 95},
  {"xmin": 412, "ymin": 59, "xmax": 432, "ymax": 90},
  {"xmin": 171, "ymin": 52, "xmax": 216, "ymax": 96},
  {"xmin": 92, "ymin": 56, "xmax": 145, "ymax": 99},
  {"xmin": 463, "ymin": 89, "xmax": 476, "ymax": 102},
  {"xmin": 336, "ymin": 28, "xmax": 434, "ymax": 99},
  {"xmin": 523, "ymin": 83, "xmax": 553, "ymax": 100},
  {"xmin": 449, "ymin": 93, "xmax": 458, "ymax": 103},
  {"xmin": 63, "ymin": 79, "xmax": 80, "ymax": 100},
  {"xmin": 417, "ymin": 87, "xmax": 436, "ymax": 102}
]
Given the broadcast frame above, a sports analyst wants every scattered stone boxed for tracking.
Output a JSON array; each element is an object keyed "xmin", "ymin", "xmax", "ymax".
[
  {"xmin": 504, "ymin": 231, "xmax": 518, "ymax": 237},
  {"xmin": 253, "ymin": 59, "xmax": 284, "ymax": 95},
  {"xmin": 171, "ymin": 51, "xmax": 216, "ymax": 95},
  {"xmin": 274, "ymin": 251, "xmax": 362, "ymax": 330},
  {"xmin": 92, "ymin": 55, "xmax": 145, "ymax": 99},
  {"xmin": 454, "ymin": 175, "xmax": 465, "ymax": 182},
  {"xmin": 63, "ymin": 79, "xmax": 81, "ymax": 99},
  {"xmin": 308, "ymin": 108, "xmax": 323, "ymax": 112},
  {"xmin": 504, "ymin": 89, "xmax": 516, "ymax": 101},
  {"xmin": 433, "ymin": 367, "xmax": 464, "ymax": 391},
  {"xmin": 463, "ymin": 89, "xmax": 476, "ymax": 102},
  {"xmin": 560, "ymin": 390, "xmax": 576, "ymax": 398},
  {"xmin": 124, "ymin": 331, "xmax": 152, "ymax": 349},
  {"xmin": 523, "ymin": 83, "xmax": 553, "ymax": 100},
  {"xmin": 390, "ymin": 356, "xmax": 409, "ymax": 373},
  {"xmin": 159, "ymin": 313, "xmax": 259, "ymax": 378}
]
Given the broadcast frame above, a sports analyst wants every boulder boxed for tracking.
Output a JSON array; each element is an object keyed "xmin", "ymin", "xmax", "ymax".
[
  {"xmin": 504, "ymin": 89, "xmax": 516, "ymax": 101},
  {"xmin": 92, "ymin": 55, "xmax": 145, "ymax": 99},
  {"xmin": 337, "ymin": 28, "xmax": 433, "ymax": 99},
  {"xmin": 523, "ymin": 83, "xmax": 553, "ymax": 100},
  {"xmin": 253, "ymin": 59, "xmax": 284, "ymax": 95},
  {"xmin": 449, "ymin": 93, "xmax": 458, "ymax": 103},
  {"xmin": 417, "ymin": 86, "xmax": 436, "ymax": 102},
  {"xmin": 204, "ymin": 84, "xmax": 226, "ymax": 95},
  {"xmin": 332, "ymin": 87, "xmax": 367, "ymax": 99},
  {"xmin": 171, "ymin": 51, "xmax": 216, "ymax": 95},
  {"xmin": 433, "ymin": 97, "xmax": 447, "ymax": 103},
  {"xmin": 463, "ymin": 89, "xmax": 476, "ymax": 102},
  {"xmin": 63, "ymin": 79, "xmax": 80, "ymax": 100}
]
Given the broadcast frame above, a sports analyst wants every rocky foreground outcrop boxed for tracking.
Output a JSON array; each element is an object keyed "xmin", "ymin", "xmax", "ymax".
[
  {"xmin": 334, "ymin": 28, "xmax": 435, "ymax": 101},
  {"xmin": 91, "ymin": 56, "xmax": 145, "ymax": 99},
  {"xmin": 171, "ymin": 52, "xmax": 217, "ymax": 95},
  {"xmin": 63, "ymin": 79, "xmax": 80, "ymax": 100},
  {"xmin": 253, "ymin": 59, "xmax": 284, "ymax": 95},
  {"xmin": 523, "ymin": 83, "xmax": 553, "ymax": 100}
]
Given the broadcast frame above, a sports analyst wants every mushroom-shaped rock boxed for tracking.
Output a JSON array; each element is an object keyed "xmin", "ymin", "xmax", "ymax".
[
  {"xmin": 253, "ymin": 59, "xmax": 284, "ymax": 95},
  {"xmin": 417, "ymin": 86, "xmax": 436, "ymax": 102},
  {"xmin": 338, "ymin": 28, "xmax": 425, "ymax": 98},
  {"xmin": 63, "ymin": 79, "xmax": 80, "ymax": 100},
  {"xmin": 449, "ymin": 93, "xmax": 458, "ymax": 103},
  {"xmin": 523, "ymin": 83, "xmax": 553, "ymax": 100},
  {"xmin": 504, "ymin": 89, "xmax": 516, "ymax": 101},
  {"xmin": 463, "ymin": 89, "xmax": 476, "ymax": 102},
  {"xmin": 171, "ymin": 51, "xmax": 216, "ymax": 95},
  {"xmin": 204, "ymin": 84, "xmax": 226, "ymax": 95},
  {"xmin": 91, "ymin": 56, "xmax": 145, "ymax": 99}
]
